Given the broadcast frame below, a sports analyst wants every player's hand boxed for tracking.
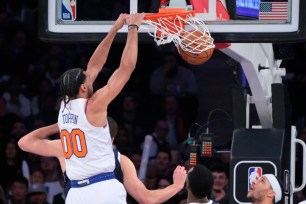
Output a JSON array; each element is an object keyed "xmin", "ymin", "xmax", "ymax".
[
  {"xmin": 172, "ymin": 165, "xmax": 187, "ymax": 189},
  {"xmin": 114, "ymin": 13, "xmax": 129, "ymax": 31},
  {"xmin": 126, "ymin": 13, "xmax": 146, "ymax": 28}
]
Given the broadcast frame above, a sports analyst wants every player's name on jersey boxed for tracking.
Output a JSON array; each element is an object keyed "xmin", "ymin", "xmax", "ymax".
[{"xmin": 62, "ymin": 113, "xmax": 78, "ymax": 124}]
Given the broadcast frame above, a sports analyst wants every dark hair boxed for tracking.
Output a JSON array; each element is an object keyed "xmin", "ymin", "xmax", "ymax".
[
  {"xmin": 209, "ymin": 162, "xmax": 229, "ymax": 179},
  {"xmin": 188, "ymin": 164, "xmax": 214, "ymax": 198},
  {"xmin": 156, "ymin": 176, "xmax": 172, "ymax": 188},
  {"xmin": 107, "ymin": 116, "xmax": 118, "ymax": 138},
  {"xmin": 30, "ymin": 168, "xmax": 46, "ymax": 181},
  {"xmin": 157, "ymin": 147, "xmax": 172, "ymax": 162},
  {"xmin": 9, "ymin": 176, "xmax": 29, "ymax": 189},
  {"xmin": 59, "ymin": 68, "xmax": 86, "ymax": 109}
]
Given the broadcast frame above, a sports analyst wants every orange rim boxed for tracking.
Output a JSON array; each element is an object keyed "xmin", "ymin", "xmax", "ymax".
[
  {"xmin": 143, "ymin": 9, "xmax": 196, "ymax": 37},
  {"xmin": 144, "ymin": 9, "xmax": 195, "ymax": 22}
]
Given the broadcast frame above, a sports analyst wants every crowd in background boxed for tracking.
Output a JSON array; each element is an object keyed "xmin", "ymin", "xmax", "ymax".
[
  {"xmin": 1, "ymin": 0, "xmax": 306, "ymax": 204},
  {"xmin": 0, "ymin": 1, "xmax": 229, "ymax": 204}
]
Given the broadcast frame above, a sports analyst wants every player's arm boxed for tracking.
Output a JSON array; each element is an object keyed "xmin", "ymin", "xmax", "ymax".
[
  {"xmin": 121, "ymin": 155, "xmax": 187, "ymax": 204},
  {"xmin": 90, "ymin": 13, "xmax": 145, "ymax": 112},
  {"xmin": 85, "ymin": 13, "xmax": 128, "ymax": 82},
  {"xmin": 18, "ymin": 124, "xmax": 62, "ymax": 158}
]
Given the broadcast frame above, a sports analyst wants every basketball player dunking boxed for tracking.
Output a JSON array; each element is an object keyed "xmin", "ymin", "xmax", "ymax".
[
  {"xmin": 57, "ymin": 13, "xmax": 146, "ymax": 204},
  {"xmin": 20, "ymin": 13, "xmax": 144, "ymax": 204}
]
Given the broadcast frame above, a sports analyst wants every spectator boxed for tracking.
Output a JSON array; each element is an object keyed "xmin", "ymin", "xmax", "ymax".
[
  {"xmin": 29, "ymin": 169, "xmax": 45, "ymax": 186},
  {"xmin": 30, "ymin": 78, "xmax": 54, "ymax": 116},
  {"xmin": 150, "ymin": 52, "xmax": 197, "ymax": 97},
  {"xmin": 6, "ymin": 30, "xmax": 34, "ymax": 77},
  {"xmin": 0, "ymin": 96, "xmax": 20, "ymax": 146},
  {"xmin": 129, "ymin": 150, "xmax": 142, "ymax": 175},
  {"xmin": 2, "ymin": 77, "xmax": 31, "ymax": 119},
  {"xmin": 142, "ymin": 119, "xmax": 171, "ymax": 160},
  {"xmin": 113, "ymin": 126, "xmax": 130, "ymax": 155},
  {"xmin": 157, "ymin": 177, "xmax": 171, "ymax": 189},
  {"xmin": 157, "ymin": 177, "xmax": 174, "ymax": 204},
  {"xmin": 43, "ymin": 55, "xmax": 63, "ymax": 91},
  {"xmin": 27, "ymin": 183, "xmax": 49, "ymax": 204},
  {"xmin": 155, "ymin": 95, "xmax": 190, "ymax": 147},
  {"xmin": 0, "ymin": 140, "xmax": 29, "ymax": 194},
  {"xmin": 40, "ymin": 157, "xmax": 62, "ymax": 204},
  {"xmin": 210, "ymin": 162, "xmax": 229, "ymax": 204},
  {"xmin": 114, "ymin": 93, "xmax": 148, "ymax": 148},
  {"xmin": 143, "ymin": 167, "xmax": 158, "ymax": 191},
  {"xmin": 24, "ymin": 153, "xmax": 42, "ymax": 175},
  {"xmin": 52, "ymin": 174, "xmax": 65, "ymax": 204},
  {"xmin": 7, "ymin": 176, "xmax": 28, "ymax": 204},
  {"xmin": 153, "ymin": 148, "xmax": 172, "ymax": 178},
  {"xmin": 10, "ymin": 121, "xmax": 27, "ymax": 140}
]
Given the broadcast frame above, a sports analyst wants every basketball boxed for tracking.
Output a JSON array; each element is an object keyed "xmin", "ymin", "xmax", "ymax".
[{"xmin": 178, "ymin": 30, "xmax": 214, "ymax": 65}]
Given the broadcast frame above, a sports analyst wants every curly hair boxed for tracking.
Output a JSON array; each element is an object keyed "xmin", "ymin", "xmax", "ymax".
[{"xmin": 59, "ymin": 68, "xmax": 86, "ymax": 109}]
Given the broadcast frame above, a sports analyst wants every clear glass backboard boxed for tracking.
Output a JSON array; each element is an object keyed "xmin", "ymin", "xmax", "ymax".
[{"xmin": 39, "ymin": 0, "xmax": 306, "ymax": 43}]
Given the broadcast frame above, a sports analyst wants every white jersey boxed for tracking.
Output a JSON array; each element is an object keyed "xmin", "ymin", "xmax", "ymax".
[{"xmin": 58, "ymin": 98, "xmax": 115, "ymax": 180}]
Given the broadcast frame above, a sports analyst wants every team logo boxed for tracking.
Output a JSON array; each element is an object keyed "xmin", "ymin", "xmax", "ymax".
[
  {"xmin": 248, "ymin": 167, "xmax": 262, "ymax": 191},
  {"xmin": 61, "ymin": 0, "xmax": 76, "ymax": 21}
]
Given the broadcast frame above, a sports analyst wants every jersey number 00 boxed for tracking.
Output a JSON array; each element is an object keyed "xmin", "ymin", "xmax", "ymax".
[{"xmin": 60, "ymin": 129, "xmax": 88, "ymax": 158}]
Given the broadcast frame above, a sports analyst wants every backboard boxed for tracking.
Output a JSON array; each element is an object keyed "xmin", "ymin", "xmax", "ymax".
[{"xmin": 39, "ymin": 0, "xmax": 306, "ymax": 43}]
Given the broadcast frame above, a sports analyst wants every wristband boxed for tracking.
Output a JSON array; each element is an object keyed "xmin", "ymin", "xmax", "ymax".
[{"xmin": 128, "ymin": 24, "xmax": 139, "ymax": 31}]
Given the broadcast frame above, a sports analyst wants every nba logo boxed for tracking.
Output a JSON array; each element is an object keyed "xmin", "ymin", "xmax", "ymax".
[
  {"xmin": 248, "ymin": 167, "xmax": 262, "ymax": 191},
  {"xmin": 61, "ymin": 0, "xmax": 76, "ymax": 21}
]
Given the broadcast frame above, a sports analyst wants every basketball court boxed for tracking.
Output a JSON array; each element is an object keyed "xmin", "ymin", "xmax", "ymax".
[{"xmin": 40, "ymin": 0, "xmax": 306, "ymax": 203}]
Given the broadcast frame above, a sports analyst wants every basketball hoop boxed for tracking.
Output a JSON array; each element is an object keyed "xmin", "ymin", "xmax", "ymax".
[{"xmin": 142, "ymin": 8, "xmax": 215, "ymax": 55}]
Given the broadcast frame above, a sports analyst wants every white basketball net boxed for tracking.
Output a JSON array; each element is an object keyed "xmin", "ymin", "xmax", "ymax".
[{"xmin": 142, "ymin": 13, "xmax": 215, "ymax": 54}]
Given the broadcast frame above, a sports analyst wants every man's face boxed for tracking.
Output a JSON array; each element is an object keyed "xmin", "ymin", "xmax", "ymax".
[
  {"xmin": 10, "ymin": 122, "xmax": 27, "ymax": 137},
  {"xmin": 155, "ymin": 152, "xmax": 170, "ymax": 171},
  {"xmin": 30, "ymin": 170, "xmax": 45, "ymax": 184},
  {"xmin": 5, "ymin": 142, "xmax": 17, "ymax": 159},
  {"xmin": 212, "ymin": 172, "xmax": 228, "ymax": 190},
  {"xmin": 155, "ymin": 121, "xmax": 169, "ymax": 139},
  {"xmin": 247, "ymin": 176, "xmax": 274, "ymax": 202},
  {"xmin": 29, "ymin": 193, "xmax": 47, "ymax": 204},
  {"xmin": 10, "ymin": 182, "xmax": 27, "ymax": 201}
]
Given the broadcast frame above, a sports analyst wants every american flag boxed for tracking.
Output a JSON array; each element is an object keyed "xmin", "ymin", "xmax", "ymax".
[{"xmin": 259, "ymin": 2, "xmax": 288, "ymax": 20}]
